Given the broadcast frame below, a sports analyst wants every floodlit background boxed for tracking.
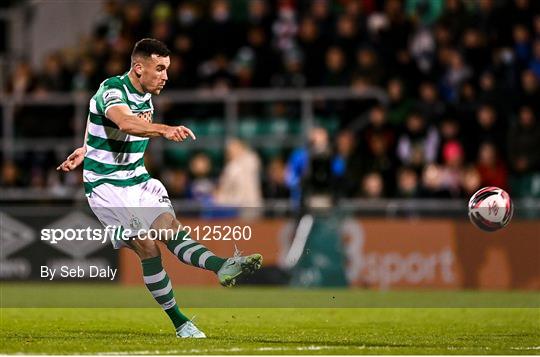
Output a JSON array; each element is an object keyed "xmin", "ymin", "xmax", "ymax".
[
  {"xmin": 1, "ymin": 1, "xmax": 540, "ymax": 354},
  {"xmin": 1, "ymin": 0, "xmax": 539, "ymax": 293}
]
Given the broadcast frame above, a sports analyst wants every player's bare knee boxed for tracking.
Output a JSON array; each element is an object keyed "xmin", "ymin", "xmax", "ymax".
[
  {"xmin": 151, "ymin": 212, "xmax": 174, "ymax": 230},
  {"xmin": 149, "ymin": 212, "xmax": 177, "ymax": 241},
  {"xmin": 131, "ymin": 239, "xmax": 160, "ymax": 260},
  {"xmin": 166, "ymin": 218, "xmax": 185, "ymax": 242}
]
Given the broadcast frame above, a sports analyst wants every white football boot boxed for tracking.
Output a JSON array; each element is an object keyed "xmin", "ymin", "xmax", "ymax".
[
  {"xmin": 176, "ymin": 321, "xmax": 206, "ymax": 339},
  {"xmin": 217, "ymin": 246, "xmax": 263, "ymax": 287}
]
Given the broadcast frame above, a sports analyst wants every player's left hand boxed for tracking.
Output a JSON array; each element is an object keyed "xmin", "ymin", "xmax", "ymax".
[{"xmin": 57, "ymin": 147, "xmax": 86, "ymax": 172}]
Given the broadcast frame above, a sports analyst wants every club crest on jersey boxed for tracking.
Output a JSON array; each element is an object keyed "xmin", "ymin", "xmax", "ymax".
[
  {"xmin": 129, "ymin": 216, "xmax": 142, "ymax": 230},
  {"xmin": 103, "ymin": 89, "xmax": 123, "ymax": 104}
]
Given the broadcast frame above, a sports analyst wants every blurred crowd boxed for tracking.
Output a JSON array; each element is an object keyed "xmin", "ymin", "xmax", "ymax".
[{"xmin": 2, "ymin": 0, "xmax": 540, "ymax": 202}]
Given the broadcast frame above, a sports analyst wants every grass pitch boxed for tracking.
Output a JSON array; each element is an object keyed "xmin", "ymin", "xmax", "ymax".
[{"xmin": 1, "ymin": 285, "xmax": 539, "ymax": 354}]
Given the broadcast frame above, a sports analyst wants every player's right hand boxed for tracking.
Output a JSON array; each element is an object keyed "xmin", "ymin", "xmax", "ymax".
[
  {"xmin": 163, "ymin": 125, "xmax": 196, "ymax": 142},
  {"xmin": 57, "ymin": 147, "xmax": 86, "ymax": 172}
]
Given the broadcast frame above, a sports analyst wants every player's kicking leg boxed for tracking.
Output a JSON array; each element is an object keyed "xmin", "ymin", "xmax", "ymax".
[
  {"xmin": 151, "ymin": 212, "xmax": 263, "ymax": 287},
  {"xmin": 127, "ymin": 238, "xmax": 206, "ymax": 338}
]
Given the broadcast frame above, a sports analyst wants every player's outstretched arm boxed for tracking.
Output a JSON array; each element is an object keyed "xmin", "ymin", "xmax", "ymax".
[
  {"xmin": 56, "ymin": 147, "xmax": 86, "ymax": 172},
  {"xmin": 106, "ymin": 105, "xmax": 196, "ymax": 141},
  {"xmin": 57, "ymin": 115, "xmax": 90, "ymax": 172}
]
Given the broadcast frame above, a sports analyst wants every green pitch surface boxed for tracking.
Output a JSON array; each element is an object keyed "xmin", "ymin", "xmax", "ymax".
[{"xmin": 1, "ymin": 285, "xmax": 539, "ymax": 355}]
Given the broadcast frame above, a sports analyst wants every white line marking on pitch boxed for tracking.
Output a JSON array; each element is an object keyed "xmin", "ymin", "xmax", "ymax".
[
  {"xmin": 96, "ymin": 345, "xmax": 368, "ymax": 355},
  {"xmin": 511, "ymin": 346, "xmax": 540, "ymax": 350}
]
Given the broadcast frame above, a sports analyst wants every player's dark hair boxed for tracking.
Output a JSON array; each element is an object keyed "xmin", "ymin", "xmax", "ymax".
[{"xmin": 131, "ymin": 38, "xmax": 170, "ymax": 63}]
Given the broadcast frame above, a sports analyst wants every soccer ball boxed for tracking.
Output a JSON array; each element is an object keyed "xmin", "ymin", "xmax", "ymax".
[{"xmin": 468, "ymin": 186, "xmax": 513, "ymax": 232}]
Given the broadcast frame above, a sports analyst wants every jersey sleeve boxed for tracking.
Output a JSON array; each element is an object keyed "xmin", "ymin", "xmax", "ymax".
[{"xmin": 96, "ymin": 79, "xmax": 130, "ymax": 116}]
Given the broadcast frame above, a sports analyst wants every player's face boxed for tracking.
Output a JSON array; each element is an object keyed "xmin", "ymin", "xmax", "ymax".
[{"xmin": 140, "ymin": 54, "xmax": 170, "ymax": 95}]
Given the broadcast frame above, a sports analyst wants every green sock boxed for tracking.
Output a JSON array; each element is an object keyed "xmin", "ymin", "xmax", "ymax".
[
  {"xmin": 141, "ymin": 256, "xmax": 189, "ymax": 329},
  {"xmin": 166, "ymin": 230, "xmax": 226, "ymax": 273}
]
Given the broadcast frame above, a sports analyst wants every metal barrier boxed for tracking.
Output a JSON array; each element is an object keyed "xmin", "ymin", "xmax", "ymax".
[
  {"xmin": 1, "ymin": 86, "xmax": 388, "ymax": 159},
  {"xmin": 3, "ymin": 87, "xmax": 539, "ymax": 216},
  {"xmin": 1, "ymin": 198, "xmax": 540, "ymax": 218}
]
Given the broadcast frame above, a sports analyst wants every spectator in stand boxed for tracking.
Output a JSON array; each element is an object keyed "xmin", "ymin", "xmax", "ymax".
[
  {"xmin": 513, "ymin": 24, "xmax": 533, "ymax": 71},
  {"xmin": 272, "ymin": 1, "xmax": 298, "ymax": 53},
  {"xmin": 173, "ymin": 2, "xmax": 203, "ymax": 71},
  {"xmin": 474, "ymin": 0, "xmax": 503, "ymax": 46},
  {"xmin": 202, "ymin": 0, "xmax": 241, "ymax": 59},
  {"xmin": 92, "ymin": 0, "xmax": 122, "ymax": 42},
  {"xmin": 477, "ymin": 71, "xmax": 506, "ymax": 114},
  {"xmin": 286, "ymin": 127, "xmax": 344, "ymax": 204},
  {"xmin": 419, "ymin": 164, "xmax": 451, "ymax": 198},
  {"xmin": 360, "ymin": 171, "xmax": 385, "ymax": 198},
  {"xmin": 476, "ymin": 141, "xmax": 508, "ymax": 190},
  {"xmin": 333, "ymin": 14, "xmax": 360, "ymax": 64},
  {"xmin": 296, "ymin": 16, "xmax": 327, "ymax": 86},
  {"xmin": 530, "ymin": 39, "xmax": 540, "ymax": 79},
  {"xmin": 466, "ymin": 104, "xmax": 506, "ymax": 159},
  {"xmin": 5, "ymin": 60, "xmax": 36, "ymax": 95},
  {"xmin": 164, "ymin": 54, "xmax": 192, "ymax": 89},
  {"xmin": 439, "ymin": 140, "xmax": 465, "ymax": 197},
  {"xmin": 519, "ymin": 70, "xmax": 540, "ymax": 113},
  {"xmin": 150, "ymin": 9, "xmax": 174, "ymax": 48},
  {"xmin": 120, "ymin": 2, "xmax": 150, "ymax": 42},
  {"xmin": 395, "ymin": 166, "xmax": 419, "ymax": 198},
  {"xmin": 215, "ymin": 139, "xmax": 262, "ymax": 207},
  {"xmin": 378, "ymin": 0, "xmax": 419, "ymax": 85},
  {"xmin": 353, "ymin": 46, "xmax": 384, "ymax": 86},
  {"xmin": 438, "ymin": 0, "xmax": 469, "ymax": 40},
  {"xmin": 262, "ymin": 157, "xmax": 290, "ymax": 199},
  {"xmin": 453, "ymin": 82, "xmax": 478, "ymax": 134},
  {"xmin": 104, "ymin": 55, "xmax": 126, "ymax": 77},
  {"xmin": 110, "ymin": 35, "xmax": 133, "ymax": 58},
  {"xmin": 415, "ymin": 81, "xmax": 446, "ymax": 123},
  {"xmin": 534, "ymin": 13, "xmax": 540, "ymax": 38},
  {"xmin": 188, "ymin": 152, "xmax": 216, "ymax": 202},
  {"xmin": 386, "ymin": 78, "xmax": 413, "ymax": 126},
  {"xmin": 462, "ymin": 27, "xmax": 490, "ymax": 81},
  {"xmin": 397, "ymin": 112, "xmax": 439, "ymax": 171},
  {"xmin": 507, "ymin": 106, "xmax": 540, "ymax": 197},
  {"xmin": 508, "ymin": 0, "xmax": 537, "ymax": 29},
  {"xmin": 334, "ymin": 129, "xmax": 362, "ymax": 198},
  {"xmin": 309, "ymin": 0, "xmax": 334, "ymax": 42},
  {"xmin": 358, "ymin": 105, "xmax": 395, "ymax": 153},
  {"xmin": 246, "ymin": 0, "xmax": 273, "ymax": 35},
  {"xmin": 461, "ymin": 165, "xmax": 482, "ymax": 199},
  {"xmin": 271, "ymin": 49, "xmax": 306, "ymax": 88},
  {"xmin": 162, "ymin": 168, "xmax": 190, "ymax": 199},
  {"xmin": 87, "ymin": 34, "xmax": 110, "ymax": 72},
  {"xmin": 233, "ymin": 25, "xmax": 277, "ymax": 87},
  {"xmin": 440, "ymin": 49, "xmax": 472, "ymax": 102},
  {"xmin": 342, "ymin": 0, "xmax": 369, "ymax": 29},
  {"xmin": 71, "ymin": 56, "xmax": 100, "ymax": 92},
  {"xmin": 199, "ymin": 53, "xmax": 235, "ymax": 90},
  {"xmin": 408, "ymin": 19, "xmax": 436, "ymax": 75},
  {"xmin": 1, "ymin": 161, "xmax": 23, "ymax": 188},
  {"xmin": 358, "ymin": 105, "xmax": 396, "ymax": 190},
  {"xmin": 38, "ymin": 52, "xmax": 71, "ymax": 91},
  {"xmin": 364, "ymin": 133, "xmax": 396, "ymax": 183},
  {"xmin": 321, "ymin": 46, "xmax": 349, "ymax": 86},
  {"xmin": 437, "ymin": 117, "xmax": 463, "ymax": 162}
]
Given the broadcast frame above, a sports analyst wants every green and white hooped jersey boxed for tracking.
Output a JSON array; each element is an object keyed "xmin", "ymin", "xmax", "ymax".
[{"xmin": 83, "ymin": 73, "xmax": 153, "ymax": 194}]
